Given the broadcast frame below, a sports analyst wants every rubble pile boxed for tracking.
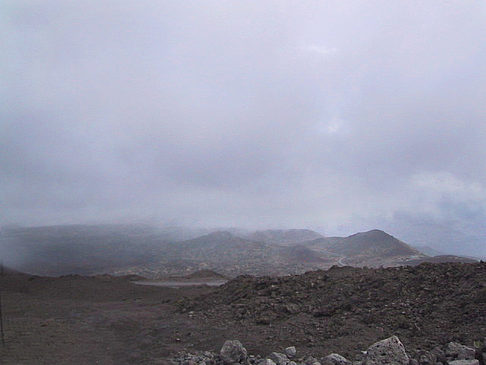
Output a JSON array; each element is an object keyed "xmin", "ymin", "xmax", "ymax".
[
  {"xmin": 179, "ymin": 263, "xmax": 486, "ymax": 356},
  {"xmin": 172, "ymin": 336, "xmax": 486, "ymax": 365}
]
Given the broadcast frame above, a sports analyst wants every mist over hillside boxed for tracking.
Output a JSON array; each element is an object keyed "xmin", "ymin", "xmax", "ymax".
[
  {"xmin": 3, "ymin": 2, "xmax": 486, "ymax": 259},
  {"xmin": 1, "ymin": 224, "xmax": 478, "ymax": 278},
  {"xmin": 2, "ymin": 2, "xmax": 486, "ymax": 364}
]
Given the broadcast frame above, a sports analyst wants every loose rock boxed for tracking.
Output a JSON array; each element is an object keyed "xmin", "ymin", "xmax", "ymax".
[
  {"xmin": 258, "ymin": 359, "xmax": 277, "ymax": 365},
  {"xmin": 363, "ymin": 335, "xmax": 409, "ymax": 365},
  {"xmin": 320, "ymin": 353, "xmax": 351, "ymax": 365},
  {"xmin": 447, "ymin": 360, "xmax": 479, "ymax": 365},
  {"xmin": 268, "ymin": 352, "xmax": 289, "ymax": 365},
  {"xmin": 220, "ymin": 340, "xmax": 248, "ymax": 364},
  {"xmin": 445, "ymin": 342, "xmax": 476, "ymax": 360},
  {"xmin": 285, "ymin": 347, "xmax": 297, "ymax": 358}
]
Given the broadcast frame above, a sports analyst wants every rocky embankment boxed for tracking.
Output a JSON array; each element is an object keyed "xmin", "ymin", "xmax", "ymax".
[
  {"xmin": 179, "ymin": 263, "xmax": 486, "ymax": 358},
  {"xmin": 172, "ymin": 336, "xmax": 486, "ymax": 364}
]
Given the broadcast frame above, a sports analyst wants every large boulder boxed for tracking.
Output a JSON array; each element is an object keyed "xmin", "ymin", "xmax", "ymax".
[
  {"xmin": 363, "ymin": 336, "xmax": 409, "ymax": 365},
  {"xmin": 447, "ymin": 361, "xmax": 479, "ymax": 365},
  {"xmin": 220, "ymin": 340, "xmax": 248, "ymax": 364},
  {"xmin": 320, "ymin": 353, "xmax": 351, "ymax": 365},
  {"xmin": 445, "ymin": 342, "xmax": 476, "ymax": 360}
]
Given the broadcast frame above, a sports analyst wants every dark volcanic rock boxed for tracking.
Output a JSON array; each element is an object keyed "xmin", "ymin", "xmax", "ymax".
[{"xmin": 179, "ymin": 262, "xmax": 486, "ymax": 358}]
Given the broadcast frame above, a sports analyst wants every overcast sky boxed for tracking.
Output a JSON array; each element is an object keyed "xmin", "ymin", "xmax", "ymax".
[{"xmin": 1, "ymin": 1, "xmax": 486, "ymax": 256}]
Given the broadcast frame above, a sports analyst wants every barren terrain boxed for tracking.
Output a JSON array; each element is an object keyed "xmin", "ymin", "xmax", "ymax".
[{"xmin": 1, "ymin": 262, "xmax": 485, "ymax": 364}]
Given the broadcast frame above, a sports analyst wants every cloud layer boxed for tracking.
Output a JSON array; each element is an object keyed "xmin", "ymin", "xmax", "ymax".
[{"xmin": 2, "ymin": 1, "xmax": 486, "ymax": 256}]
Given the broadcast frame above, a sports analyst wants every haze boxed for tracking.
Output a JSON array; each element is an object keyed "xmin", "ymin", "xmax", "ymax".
[{"xmin": 1, "ymin": 1, "xmax": 486, "ymax": 257}]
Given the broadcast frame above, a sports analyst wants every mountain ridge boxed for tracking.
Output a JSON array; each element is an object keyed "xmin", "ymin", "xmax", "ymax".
[{"xmin": 1, "ymin": 224, "xmax": 475, "ymax": 278}]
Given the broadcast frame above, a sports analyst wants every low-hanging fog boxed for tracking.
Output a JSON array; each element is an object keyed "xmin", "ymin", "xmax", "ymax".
[{"xmin": 1, "ymin": 1, "xmax": 486, "ymax": 257}]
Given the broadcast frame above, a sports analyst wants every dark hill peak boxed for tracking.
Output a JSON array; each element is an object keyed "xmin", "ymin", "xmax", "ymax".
[{"xmin": 331, "ymin": 229, "xmax": 419, "ymax": 258}]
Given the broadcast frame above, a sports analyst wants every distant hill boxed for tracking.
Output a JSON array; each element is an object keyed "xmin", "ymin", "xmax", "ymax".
[
  {"xmin": 299, "ymin": 229, "xmax": 424, "ymax": 267},
  {"xmin": 330, "ymin": 229, "xmax": 420, "ymax": 258},
  {"xmin": 278, "ymin": 244, "xmax": 330, "ymax": 264},
  {"xmin": 4, "ymin": 224, "xmax": 466, "ymax": 278},
  {"xmin": 178, "ymin": 231, "xmax": 266, "ymax": 253},
  {"xmin": 172, "ymin": 231, "xmax": 269, "ymax": 263},
  {"xmin": 0, "ymin": 226, "xmax": 330, "ymax": 278},
  {"xmin": 143, "ymin": 231, "xmax": 333, "ymax": 277},
  {"xmin": 248, "ymin": 229, "xmax": 323, "ymax": 245}
]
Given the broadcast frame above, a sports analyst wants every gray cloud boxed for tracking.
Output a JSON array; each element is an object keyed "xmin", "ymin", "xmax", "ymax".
[{"xmin": 1, "ymin": 1, "xmax": 486, "ymax": 256}]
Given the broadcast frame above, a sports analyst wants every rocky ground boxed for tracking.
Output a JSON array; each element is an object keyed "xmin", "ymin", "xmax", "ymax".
[
  {"xmin": 0, "ymin": 262, "xmax": 484, "ymax": 364},
  {"xmin": 173, "ymin": 336, "xmax": 486, "ymax": 365},
  {"xmin": 178, "ymin": 262, "xmax": 486, "ymax": 359}
]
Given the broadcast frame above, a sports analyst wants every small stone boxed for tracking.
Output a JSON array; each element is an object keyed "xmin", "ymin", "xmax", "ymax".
[
  {"xmin": 258, "ymin": 359, "xmax": 277, "ymax": 365},
  {"xmin": 321, "ymin": 353, "xmax": 351, "ymax": 365},
  {"xmin": 285, "ymin": 347, "xmax": 297, "ymax": 358},
  {"xmin": 220, "ymin": 340, "xmax": 248, "ymax": 364},
  {"xmin": 268, "ymin": 352, "xmax": 290, "ymax": 365}
]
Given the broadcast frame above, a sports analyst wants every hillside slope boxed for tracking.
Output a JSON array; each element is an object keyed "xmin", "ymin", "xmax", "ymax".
[
  {"xmin": 330, "ymin": 229, "xmax": 420, "ymax": 257},
  {"xmin": 248, "ymin": 229, "xmax": 323, "ymax": 245}
]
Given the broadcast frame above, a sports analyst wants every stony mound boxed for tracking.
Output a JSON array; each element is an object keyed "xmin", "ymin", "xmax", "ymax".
[{"xmin": 180, "ymin": 262, "xmax": 486, "ymax": 358}]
